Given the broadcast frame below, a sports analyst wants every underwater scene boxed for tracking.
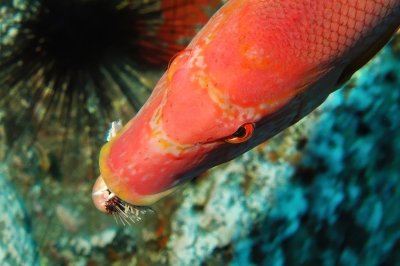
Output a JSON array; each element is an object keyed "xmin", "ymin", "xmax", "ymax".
[{"xmin": 1, "ymin": 0, "xmax": 400, "ymax": 265}]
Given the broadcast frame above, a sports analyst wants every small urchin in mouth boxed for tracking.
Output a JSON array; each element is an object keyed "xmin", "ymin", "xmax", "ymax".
[
  {"xmin": 92, "ymin": 176, "xmax": 153, "ymax": 224},
  {"xmin": 105, "ymin": 193, "xmax": 153, "ymax": 225}
]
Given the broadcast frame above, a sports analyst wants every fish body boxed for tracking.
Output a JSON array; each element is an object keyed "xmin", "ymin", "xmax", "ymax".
[{"xmin": 93, "ymin": 0, "xmax": 400, "ymax": 208}]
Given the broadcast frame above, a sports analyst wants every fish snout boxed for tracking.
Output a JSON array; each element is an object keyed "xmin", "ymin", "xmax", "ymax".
[{"xmin": 91, "ymin": 176, "xmax": 111, "ymax": 213}]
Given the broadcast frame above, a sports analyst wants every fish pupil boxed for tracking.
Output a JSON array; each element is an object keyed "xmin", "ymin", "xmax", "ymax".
[{"xmin": 232, "ymin": 126, "xmax": 247, "ymax": 138}]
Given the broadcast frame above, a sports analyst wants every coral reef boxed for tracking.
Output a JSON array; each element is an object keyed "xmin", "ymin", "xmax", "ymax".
[{"xmin": 0, "ymin": 168, "xmax": 37, "ymax": 266}]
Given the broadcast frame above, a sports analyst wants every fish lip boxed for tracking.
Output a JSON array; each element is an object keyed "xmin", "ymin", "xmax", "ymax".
[
  {"xmin": 92, "ymin": 175, "xmax": 112, "ymax": 213},
  {"xmin": 91, "ymin": 187, "xmax": 108, "ymax": 196}
]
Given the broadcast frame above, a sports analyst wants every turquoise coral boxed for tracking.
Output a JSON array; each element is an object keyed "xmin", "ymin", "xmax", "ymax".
[{"xmin": 0, "ymin": 168, "xmax": 36, "ymax": 266}]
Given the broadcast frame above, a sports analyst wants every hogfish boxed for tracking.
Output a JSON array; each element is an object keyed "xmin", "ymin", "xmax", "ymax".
[{"xmin": 92, "ymin": 0, "xmax": 400, "ymax": 215}]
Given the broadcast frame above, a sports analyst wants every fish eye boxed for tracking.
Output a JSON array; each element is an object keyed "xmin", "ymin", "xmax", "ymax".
[{"xmin": 224, "ymin": 123, "xmax": 255, "ymax": 144}]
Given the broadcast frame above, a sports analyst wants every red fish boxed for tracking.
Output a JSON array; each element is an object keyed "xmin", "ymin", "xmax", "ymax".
[
  {"xmin": 134, "ymin": 0, "xmax": 221, "ymax": 65},
  {"xmin": 92, "ymin": 0, "xmax": 400, "ymax": 214}
]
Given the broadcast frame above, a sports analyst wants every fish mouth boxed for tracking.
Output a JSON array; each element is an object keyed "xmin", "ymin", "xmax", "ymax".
[
  {"xmin": 91, "ymin": 176, "xmax": 153, "ymax": 224},
  {"xmin": 91, "ymin": 175, "xmax": 113, "ymax": 213}
]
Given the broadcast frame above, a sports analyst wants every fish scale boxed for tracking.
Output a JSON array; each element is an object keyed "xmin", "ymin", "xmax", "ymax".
[{"xmin": 252, "ymin": 0, "xmax": 399, "ymax": 63}]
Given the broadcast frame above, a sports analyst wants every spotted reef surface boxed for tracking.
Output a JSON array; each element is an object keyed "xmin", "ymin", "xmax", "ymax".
[{"xmin": 0, "ymin": 168, "xmax": 36, "ymax": 266}]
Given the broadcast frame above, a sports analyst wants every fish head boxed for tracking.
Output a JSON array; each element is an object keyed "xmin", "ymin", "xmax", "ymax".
[{"xmin": 95, "ymin": 54, "xmax": 268, "ymax": 207}]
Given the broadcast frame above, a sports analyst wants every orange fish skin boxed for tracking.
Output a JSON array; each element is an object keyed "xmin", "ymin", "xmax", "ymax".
[{"xmin": 94, "ymin": 0, "xmax": 400, "ymax": 207}]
